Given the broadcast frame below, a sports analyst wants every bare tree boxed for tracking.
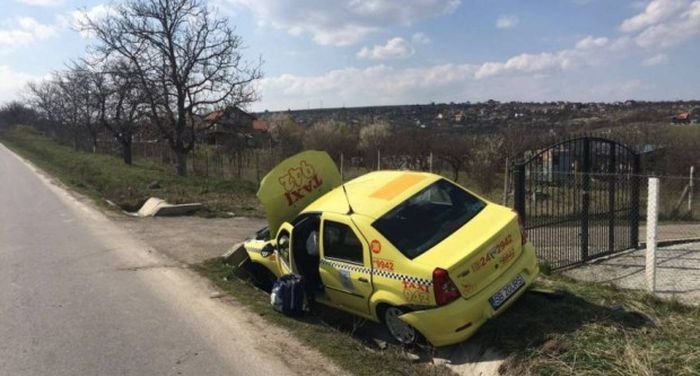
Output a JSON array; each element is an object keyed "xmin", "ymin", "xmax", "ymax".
[
  {"xmin": 81, "ymin": 0, "xmax": 262, "ymax": 175},
  {"xmin": 66, "ymin": 64, "xmax": 102, "ymax": 153},
  {"xmin": 468, "ymin": 135, "xmax": 505, "ymax": 193},
  {"xmin": 304, "ymin": 120, "xmax": 358, "ymax": 163},
  {"xmin": 0, "ymin": 101, "xmax": 37, "ymax": 131},
  {"xmin": 268, "ymin": 113, "xmax": 305, "ymax": 158},
  {"xmin": 27, "ymin": 73, "xmax": 82, "ymax": 149},
  {"xmin": 25, "ymin": 80, "xmax": 62, "ymax": 136},
  {"xmin": 90, "ymin": 59, "xmax": 146, "ymax": 164},
  {"xmin": 358, "ymin": 121, "xmax": 391, "ymax": 169},
  {"xmin": 433, "ymin": 133, "xmax": 474, "ymax": 182}
]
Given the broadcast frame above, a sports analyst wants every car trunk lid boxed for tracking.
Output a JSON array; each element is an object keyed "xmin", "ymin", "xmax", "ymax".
[{"xmin": 419, "ymin": 205, "xmax": 523, "ymax": 299}]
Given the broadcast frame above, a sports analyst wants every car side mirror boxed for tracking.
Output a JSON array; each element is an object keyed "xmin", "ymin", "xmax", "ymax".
[{"xmin": 260, "ymin": 243, "xmax": 275, "ymax": 257}]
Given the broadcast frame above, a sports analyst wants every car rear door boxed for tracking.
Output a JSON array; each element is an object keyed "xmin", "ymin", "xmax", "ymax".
[{"xmin": 317, "ymin": 212, "xmax": 373, "ymax": 317}]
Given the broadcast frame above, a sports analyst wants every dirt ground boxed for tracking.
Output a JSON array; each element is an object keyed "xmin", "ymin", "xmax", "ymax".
[{"xmin": 110, "ymin": 214, "xmax": 267, "ymax": 265}]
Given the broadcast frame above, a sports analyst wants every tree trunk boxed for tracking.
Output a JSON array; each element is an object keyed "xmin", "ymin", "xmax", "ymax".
[
  {"xmin": 121, "ymin": 138, "xmax": 133, "ymax": 165},
  {"xmin": 176, "ymin": 150, "xmax": 188, "ymax": 176},
  {"xmin": 237, "ymin": 150, "xmax": 243, "ymax": 179},
  {"xmin": 92, "ymin": 134, "xmax": 98, "ymax": 153}
]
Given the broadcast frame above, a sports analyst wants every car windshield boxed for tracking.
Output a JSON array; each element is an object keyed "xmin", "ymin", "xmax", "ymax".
[{"xmin": 372, "ymin": 179, "xmax": 485, "ymax": 259}]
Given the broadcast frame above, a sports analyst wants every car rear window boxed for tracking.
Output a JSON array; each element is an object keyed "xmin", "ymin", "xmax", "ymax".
[{"xmin": 372, "ymin": 179, "xmax": 485, "ymax": 259}]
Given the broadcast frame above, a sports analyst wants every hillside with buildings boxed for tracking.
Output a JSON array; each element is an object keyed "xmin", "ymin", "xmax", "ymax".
[{"xmin": 257, "ymin": 100, "xmax": 700, "ymax": 134}]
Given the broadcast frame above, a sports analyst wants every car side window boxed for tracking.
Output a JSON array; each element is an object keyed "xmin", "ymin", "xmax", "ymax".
[
  {"xmin": 277, "ymin": 229, "xmax": 291, "ymax": 268},
  {"xmin": 322, "ymin": 221, "xmax": 363, "ymax": 264}
]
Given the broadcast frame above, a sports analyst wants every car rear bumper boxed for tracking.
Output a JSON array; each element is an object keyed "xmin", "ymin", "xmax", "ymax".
[{"xmin": 399, "ymin": 242, "xmax": 539, "ymax": 347}]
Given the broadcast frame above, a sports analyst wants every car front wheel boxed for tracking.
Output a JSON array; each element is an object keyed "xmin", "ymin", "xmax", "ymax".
[{"xmin": 382, "ymin": 306, "xmax": 418, "ymax": 346}]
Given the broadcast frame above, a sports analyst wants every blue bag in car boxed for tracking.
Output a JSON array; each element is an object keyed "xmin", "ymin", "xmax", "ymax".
[{"xmin": 270, "ymin": 274, "xmax": 305, "ymax": 316}]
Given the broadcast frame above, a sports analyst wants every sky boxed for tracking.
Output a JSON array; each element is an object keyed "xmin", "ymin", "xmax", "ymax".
[{"xmin": 1, "ymin": 0, "xmax": 699, "ymax": 112}]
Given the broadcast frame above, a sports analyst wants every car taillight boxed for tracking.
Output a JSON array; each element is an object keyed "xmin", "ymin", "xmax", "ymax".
[
  {"xmin": 433, "ymin": 268, "xmax": 460, "ymax": 306},
  {"xmin": 513, "ymin": 210, "xmax": 528, "ymax": 245}
]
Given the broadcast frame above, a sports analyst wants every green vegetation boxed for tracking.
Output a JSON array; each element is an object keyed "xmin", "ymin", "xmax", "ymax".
[
  {"xmin": 483, "ymin": 276, "xmax": 700, "ymax": 376},
  {"xmin": 0, "ymin": 126, "xmax": 261, "ymax": 216},
  {"xmin": 198, "ymin": 257, "xmax": 700, "ymax": 376}
]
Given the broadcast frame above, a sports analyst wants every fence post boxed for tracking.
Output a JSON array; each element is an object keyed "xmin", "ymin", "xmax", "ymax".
[
  {"xmin": 581, "ymin": 138, "xmax": 591, "ymax": 261},
  {"xmin": 377, "ymin": 149, "xmax": 381, "ymax": 170},
  {"xmin": 513, "ymin": 163, "xmax": 526, "ymax": 225},
  {"xmin": 689, "ymin": 166, "xmax": 695, "ymax": 216},
  {"xmin": 340, "ymin": 153, "xmax": 344, "ymax": 182},
  {"xmin": 608, "ymin": 141, "xmax": 616, "ymax": 254},
  {"xmin": 503, "ymin": 157, "xmax": 510, "ymax": 205},
  {"xmin": 646, "ymin": 177, "xmax": 660, "ymax": 294},
  {"xmin": 630, "ymin": 154, "xmax": 641, "ymax": 248}
]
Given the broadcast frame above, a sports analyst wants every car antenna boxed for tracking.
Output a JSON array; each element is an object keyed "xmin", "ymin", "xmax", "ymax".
[{"xmin": 341, "ymin": 183, "xmax": 355, "ymax": 215}]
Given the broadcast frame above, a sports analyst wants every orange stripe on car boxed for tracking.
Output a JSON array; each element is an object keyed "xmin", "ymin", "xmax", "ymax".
[{"xmin": 370, "ymin": 174, "xmax": 427, "ymax": 200}]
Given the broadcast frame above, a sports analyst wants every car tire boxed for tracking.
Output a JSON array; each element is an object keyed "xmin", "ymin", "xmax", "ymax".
[{"xmin": 380, "ymin": 305, "xmax": 419, "ymax": 346}]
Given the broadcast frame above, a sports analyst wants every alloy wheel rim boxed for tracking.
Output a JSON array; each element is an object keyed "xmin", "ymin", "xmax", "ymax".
[{"xmin": 385, "ymin": 307, "xmax": 416, "ymax": 344}]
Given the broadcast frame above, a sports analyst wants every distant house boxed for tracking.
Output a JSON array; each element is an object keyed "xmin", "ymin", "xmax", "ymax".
[
  {"xmin": 199, "ymin": 106, "xmax": 267, "ymax": 147},
  {"xmin": 672, "ymin": 112, "xmax": 690, "ymax": 124},
  {"xmin": 521, "ymin": 146, "xmax": 575, "ymax": 184}
]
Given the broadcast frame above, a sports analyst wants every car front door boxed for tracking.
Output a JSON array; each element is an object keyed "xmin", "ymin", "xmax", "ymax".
[
  {"xmin": 274, "ymin": 222, "xmax": 296, "ymax": 276},
  {"xmin": 317, "ymin": 213, "xmax": 373, "ymax": 317}
]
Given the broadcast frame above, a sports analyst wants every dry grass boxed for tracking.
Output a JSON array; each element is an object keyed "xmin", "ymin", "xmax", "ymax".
[{"xmin": 486, "ymin": 275, "xmax": 700, "ymax": 376}]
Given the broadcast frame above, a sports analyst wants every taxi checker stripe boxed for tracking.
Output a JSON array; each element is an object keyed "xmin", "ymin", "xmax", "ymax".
[{"xmin": 320, "ymin": 259, "xmax": 432, "ymax": 286}]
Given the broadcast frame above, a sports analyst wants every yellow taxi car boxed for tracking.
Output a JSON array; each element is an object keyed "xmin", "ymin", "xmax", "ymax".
[{"xmin": 242, "ymin": 150, "xmax": 539, "ymax": 346}]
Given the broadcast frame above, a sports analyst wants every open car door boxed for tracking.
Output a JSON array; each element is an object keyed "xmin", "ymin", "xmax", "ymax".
[{"xmin": 274, "ymin": 222, "xmax": 296, "ymax": 276}]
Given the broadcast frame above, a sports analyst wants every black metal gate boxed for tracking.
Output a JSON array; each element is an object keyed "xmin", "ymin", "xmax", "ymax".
[{"xmin": 513, "ymin": 137, "xmax": 641, "ymax": 270}]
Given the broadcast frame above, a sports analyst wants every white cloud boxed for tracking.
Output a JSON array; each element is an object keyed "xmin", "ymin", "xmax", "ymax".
[
  {"xmin": 72, "ymin": 4, "xmax": 115, "ymax": 38},
  {"xmin": 643, "ymin": 53, "xmax": 669, "ymax": 65},
  {"xmin": 473, "ymin": 34, "xmax": 624, "ymax": 79},
  {"xmin": 357, "ymin": 37, "xmax": 414, "ymax": 60},
  {"xmin": 619, "ymin": 0, "xmax": 688, "ymax": 32},
  {"xmin": 227, "ymin": 0, "xmax": 460, "ymax": 45},
  {"xmin": 254, "ymin": 63, "xmax": 657, "ymax": 111},
  {"xmin": 0, "ymin": 17, "xmax": 56, "ymax": 48},
  {"xmin": 257, "ymin": 63, "xmax": 478, "ymax": 109},
  {"xmin": 496, "ymin": 14, "xmax": 519, "ymax": 29},
  {"xmin": 575, "ymin": 36, "xmax": 609, "ymax": 49},
  {"xmin": 412, "ymin": 32, "xmax": 431, "ymax": 44},
  {"xmin": 0, "ymin": 65, "xmax": 40, "ymax": 104},
  {"xmin": 14, "ymin": 0, "xmax": 64, "ymax": 6},
  {"xmin": 633, "ymin": 0, "xmax": 700, "ymax": 48}
]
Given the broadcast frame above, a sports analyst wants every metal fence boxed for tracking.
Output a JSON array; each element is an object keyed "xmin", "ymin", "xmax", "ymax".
[
  {"xmin": 512, "ymin": 137, "xmax": 642, "ymax": 270},
  {"xmin": 564, "ymin": 175, "xmax": 700, "ymax": 305}
]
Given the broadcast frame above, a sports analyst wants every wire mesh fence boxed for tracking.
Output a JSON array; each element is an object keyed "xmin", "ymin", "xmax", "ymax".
[{"xmin": 563, "ymin": 175, "xmax": 700, "ymax": 305}]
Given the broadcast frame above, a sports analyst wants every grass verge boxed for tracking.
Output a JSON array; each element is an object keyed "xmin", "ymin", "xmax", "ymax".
[
  {"xmin": 194, "ymin": 257, "xmax": 455, "ymax": 376},
  {"xmin": 0, "ymin": 126, "xmax": 261, "ymax": 216},
  {"xmin": 478, "ymin": 275, "xmax": 700, "ymax": 375},
  {"xmin": 197, "ymin": 258, "xmax": 700, "ymax": 376}
]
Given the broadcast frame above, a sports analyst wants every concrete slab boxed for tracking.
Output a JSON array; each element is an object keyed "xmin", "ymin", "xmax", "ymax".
[{"xmin": 136, "ymin": 197, "xmax": 203, "ymax": 217}]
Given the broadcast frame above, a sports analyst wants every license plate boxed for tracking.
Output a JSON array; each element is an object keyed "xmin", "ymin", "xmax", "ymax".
[{"xmin": 489, "ymin": 274, "xmax": 526, "ymax": 310}]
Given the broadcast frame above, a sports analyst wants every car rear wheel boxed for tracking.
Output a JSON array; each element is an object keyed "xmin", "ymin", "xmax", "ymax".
[{"xmin": 382, "ymin": 306, "xmax": 417, "ymax": 346}]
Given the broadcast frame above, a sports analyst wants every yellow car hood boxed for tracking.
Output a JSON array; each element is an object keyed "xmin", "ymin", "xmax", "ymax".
[{"xmin": 257, "ymin": 150, "xmax": 341, "ymax": 234}]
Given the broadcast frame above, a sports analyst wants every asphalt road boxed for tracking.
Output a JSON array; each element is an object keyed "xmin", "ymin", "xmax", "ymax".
[{"xmin": 0, "ymin": 144, "xmax": 316, "ymax": 376}]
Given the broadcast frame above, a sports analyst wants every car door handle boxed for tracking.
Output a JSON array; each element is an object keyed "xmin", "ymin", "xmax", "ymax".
[{"xmin": 357, "ymin": 277, "xmax": 369, "ymax": 283}]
